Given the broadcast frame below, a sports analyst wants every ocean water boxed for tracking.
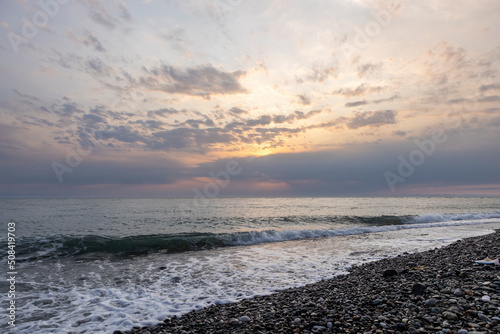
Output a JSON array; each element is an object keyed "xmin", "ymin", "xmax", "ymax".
[{"xmin": 1, "ymin": 197, "xmax": 500, "ymax": 333}]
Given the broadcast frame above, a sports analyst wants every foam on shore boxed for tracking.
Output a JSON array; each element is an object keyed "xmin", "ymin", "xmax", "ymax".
[{"xmin": 7, "ymin": 221, "xmax": 500, "ymax": 334}]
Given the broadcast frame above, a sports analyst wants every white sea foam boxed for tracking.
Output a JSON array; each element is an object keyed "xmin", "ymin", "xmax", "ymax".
[
  {"xmin": 3, "ymin": 212, "xmax": 498, "ymax": 262},
  {"xmin": 226, "ymin": 217, "xmax": 500, "ymax": 246},
  {"xmin": 9, "ymin": 221, "xmax": 500, "ymax": 334},
  {"xmin": 405, "ymin": 211, "xmax": 500, "ymax": 224}
]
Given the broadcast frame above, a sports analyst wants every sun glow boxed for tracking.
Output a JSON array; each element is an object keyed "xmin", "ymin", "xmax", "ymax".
[{"xmin": 253, "ymin": 147, "xmax": 275, "ymax": 156}]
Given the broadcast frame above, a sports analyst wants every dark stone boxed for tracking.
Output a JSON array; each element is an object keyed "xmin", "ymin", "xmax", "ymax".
[
  {"xmin": 228, "ymin": 318, "xmax": 240, "ymax": 325},
  {"xmin": 430, "ymin": 307, "xmax": 442, "ymax": 314},
  {"xmin": 425, "ymin": 298, "xmax": 437, "ymax": 307},
  {"xmin": 465, "ymin": 310, "xmax": 477, "ymax": 318},
  {"xmin": 383, "ymin": 269, "xmax": 399, "ymax": 277},
  {"xmin": 478, "ymin": 312, "xmax": 492, "ymax": 322},
  {"xmin": 412, "ymin": 283, "xmax": 426, "ymax": 295},
  {"xmin": 409, "ymin": 321, "xmax": 421, "ymax": 328},
  {"xmin": 396, "ymin": 322, "xmax": 407, "ymax": 331},
  {"xmin": 442, "ymin": 311, "xmax": 458, "ymax": 320},
  {"xmin": 408, "ymin": 327, "xmax": 419, "ymax": 334}
]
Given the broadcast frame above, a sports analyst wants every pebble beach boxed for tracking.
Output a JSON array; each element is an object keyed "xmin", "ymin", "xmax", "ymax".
[{"xmin": 120, "ymin": 230, "xmax": 500, "ymax": 334}]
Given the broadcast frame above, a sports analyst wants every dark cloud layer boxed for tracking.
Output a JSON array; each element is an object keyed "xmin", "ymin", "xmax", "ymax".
[
  {"xmin": 1, "ymin": 122, "xmax": 499, "ymax": 197},
  {"xmin": 196, "ymin": 140, "xmax": 500, "ymax": 196},
  {"xmin": 0, "ymin": 154, "xmax": 180, "ymax": 187}
]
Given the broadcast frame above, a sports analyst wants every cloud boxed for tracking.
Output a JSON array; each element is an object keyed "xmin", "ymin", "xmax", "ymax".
[
  {"xmin": 431, "ymin": 43, "xmax": 466, "ymax": 66},
  {"xmin": 357, "ymin": 62, "xmax": 382, "ymax": 78},
  {"xmin": 140, "ymin": 64, "xmax": 247, "ymax": 98},
  {"xmin": 85, "ymin": 58, "xmax": 114, "ymax": 76},
  {"xmin": 200, "ymin": 140, "xmax": 500, "ymax": 196},
  {"xmin": 245, "ymin": 115, "xmax": 272, "ymax": 127},
  {"xmin": 77, "ymin": 0, "xmax": 133, "ymax": 29},
  {"xmin": 2, "ymin": 139, "xmax": 499, "ymax": 197},
  {"xmin": 8, "ymin": 91, "xmax": 327, "ymax": 154},
  {"xmin": 130, "ymin": 119, "xmax": 166, "ymax": 130},
  {"xmin": 420, "ymin": 42, "xmax": 472, "ymax": 87},
  {"xmin": 491, "ymin": 117, "xmax": 500, "ymax": 126},
  {"xmin": 224, "ymin": 121, "xmax": 245, "ymax": 131},
  {"xmin": 482, "ymin": 107, "xmax": 500, "ymax": 113},
  {"xmin": 53, "ymin": 103, "xmax": 85, "ymax": 117},
  {"xmin": 272, "ymin": 110, "xmax": 323, "ymax": 124},
  {"xmin": 49, "ymin": 52, "xmax": 81, "ymax": 70},
  {"xmin": 346, "ymin": 110, "xmax": 397, "ymax": 129},
  {"xmin": 181, "ymin": 118, "xmax": 215, "ymax": 128},
  {"xmin": 118, "ymin": 2, "xmax": 132, "ymax": 21},
  {"xmin": 333, "ymin": 84, "xmax": 385, "ymax": 97},
  {"xmin": 271, "ymin": 114, "xmax": 293, "ymax": 124},
  {"xmin": 479, "ymin": 83, "xmax": 500, "ymax": 92},
  {"xmin": 479, "ymin": 95, "xmax": 500, "ymax": 103},
  {"xmin": 88, "ymin": 10, "xmax": 116, "ymax": 29},
  {"xmin": 306, "ymin": 110, "xmax": 397, "ymax": 131},
  {"xmin": 373, "ymin": 95, "xmax": 400, "ymax": 104},
  {"xmin": 200, "ymin": 147, "xmax": 395, "ymax": 195},
  {"xmin": 59, "ymin": 108, "xmax": 321, "ymax": 153},
  {"xmin": 54, "ymin": 136, "xmax": 71, "ymax": 145},
  {"xmin": 49, "ymin": 53, "xmax": 113, "ymax": 77},
  {"xmin": 294, "ymin": 109, "xmax": 323, "ymax": 119},
  {"xmin": 12, "ymin": 89, "xmax": 41, "ymax": 102},
  {"xmin": 147, "ymin": 108, "xmax": 183, "ymax": 118},
  {"xmin": 82, "ymin": 113, "xmax": 107, "ymax": 126},
  {"xmin": 448, "ymin": 98, "xmax": 467, "ymax": 104},
  {"xmin": 345, "ymin": 95, "xmax": 400, "ymax": 107},
  {"xmin": 83, "ymin": 31, "xmax": 106, "ymax": 52},
  {"xmin": 77, "ymin": 0, "xmax": 117, "ymax": 29},
  {"xmin": 297, "ymin": 64, "xmax": 338, "ymax": 83},
  {"xmin": 0, "ymin": 152, "xmax": 182, "ymax": 187},
  {"xmin": 345, "ymin": 100, "xmax": 367, "ymax": 107},
  {"xmin": 138, "ymin": 110, "xmax": 323, "ymax": 151},
  {"xmin": 298, "ymin": 94, "xmax": 311, "ymax": 105},
  {"xmin": 150, "ymin": 128, "xmax": 236, "ymax": 152},
  {"xmin": 157, "ymin": 27, "xmax": 186, "ymax": 52},
  {"xmin": 20, "ymin": 116, "xmax": 57, "ymax": 128},
  {"xmin": 99, "ymin": 125, "xmax": 146, "ymax": 144},
  {"xmin": 229, "ymin": 107, "xmax": 249, "ymax": 116}
]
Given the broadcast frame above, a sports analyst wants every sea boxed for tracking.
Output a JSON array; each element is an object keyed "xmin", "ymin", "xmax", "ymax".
[{"xmin": 1, "ymin": 197, "xmax": 500, "ymax": 333}]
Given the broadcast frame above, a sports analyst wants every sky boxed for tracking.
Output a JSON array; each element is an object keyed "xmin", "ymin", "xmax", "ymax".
[{"xmin": 0, "ymin": 0, "xmax": 499, "ymax": 198}]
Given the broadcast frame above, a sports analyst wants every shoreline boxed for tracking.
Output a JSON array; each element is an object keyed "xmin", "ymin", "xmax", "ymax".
[{"xmin": 120, "ymin": 230, "xmax": 500, "ymax": 334}]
